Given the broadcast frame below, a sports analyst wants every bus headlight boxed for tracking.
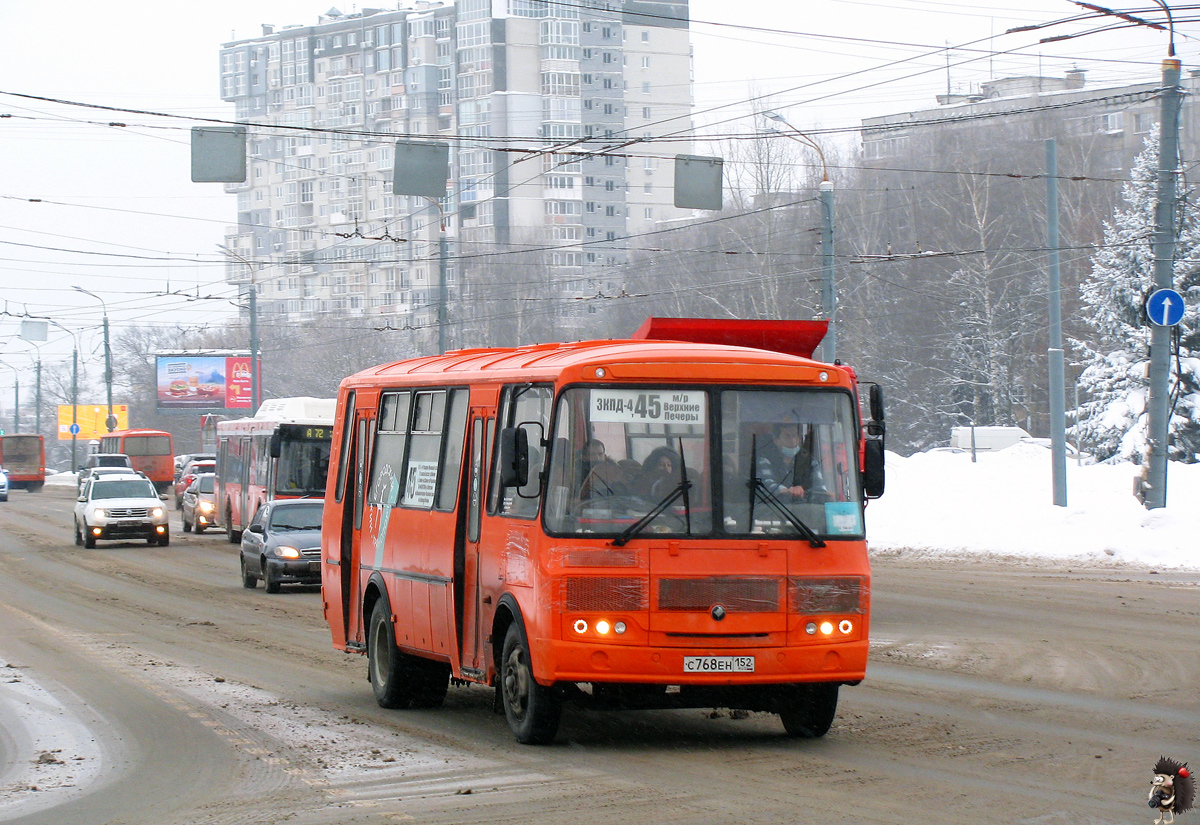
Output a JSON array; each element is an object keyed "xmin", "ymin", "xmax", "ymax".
[
  {"xmin": 595, "ymin": 620, "xmax": 611, "ymax": 635},
  {"xmin": 819, "ymin": 621, "xmax": 834, "ymax": 636},
  {"xmin": 839, "ymin": 620, "xmax": 853, "ymax": 634},
  {"xmin": 573, "ymin": 619, "xmax": 588, "ymax": 634}
]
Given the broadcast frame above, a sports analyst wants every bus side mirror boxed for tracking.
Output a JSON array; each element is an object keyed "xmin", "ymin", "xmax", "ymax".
[
  {"xmin": 269, "ymin": 432, "xmax": 282, "ymax": 458},
  {"xmin": 863, "ymin": 439, "xmax": 885, "ymax": 498},
  {"xmin": 866, "ymin": 384, "xmax": 885, "ymax": 440},
  {"xmin": 499, "ymin": 427, "xmax": 529, "ymax": 488}
]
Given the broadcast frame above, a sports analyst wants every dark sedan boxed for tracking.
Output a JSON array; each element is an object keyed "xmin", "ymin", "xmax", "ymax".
[{"xmin": 239, "ymin": 499, "xmax": 323, "ymax": 593}]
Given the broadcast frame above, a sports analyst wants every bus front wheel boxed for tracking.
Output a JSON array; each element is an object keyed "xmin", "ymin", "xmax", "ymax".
[
  {"xmin": 778, "ymin": 683, "xmax": 839, "ymax": 738},
  {"xmin": 500, "ymin": 623, "xmax": 562, "ymax": 745}
]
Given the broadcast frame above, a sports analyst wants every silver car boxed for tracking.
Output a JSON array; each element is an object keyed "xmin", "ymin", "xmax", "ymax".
[{"xmin": 74, "ymin": 476, "xmax": 170, "ymax": 548}]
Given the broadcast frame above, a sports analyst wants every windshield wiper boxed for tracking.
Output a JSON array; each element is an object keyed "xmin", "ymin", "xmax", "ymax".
[
  {"xmin": 747, "ymin": 434, "xmax": 825, "ymax": 548},
  {"xmin": 611, "ymin": 436, "xmax": 693, "ymax": 547},
  {"xmin": 611, "ymin": 478, "xmax": 692, "ymax": 547}
]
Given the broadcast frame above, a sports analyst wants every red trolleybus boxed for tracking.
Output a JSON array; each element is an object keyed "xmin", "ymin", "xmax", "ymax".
[
  {"xmin": 98, "ymin": 428, "xmax": 174, "ymax": 493},
  {"xmin": 215, "ymin": 397, "xmax": 336, "ymax": 542},
  {"xmin": 321, "ymin": 319, "xmax": 886, "ymax": 744},
  {"xmin": 0, "ymin": 434, "xmax": 46, "ymax": 491}
]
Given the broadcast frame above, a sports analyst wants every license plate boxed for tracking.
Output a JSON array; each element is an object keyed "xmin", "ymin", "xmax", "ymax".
[
  {"xmin": 308, "ymin": 561, "xmax": 320, "ymax": 572},
  {"xmin": 683, "ymin": 656, "xmax": 755, "ymax": 673}
]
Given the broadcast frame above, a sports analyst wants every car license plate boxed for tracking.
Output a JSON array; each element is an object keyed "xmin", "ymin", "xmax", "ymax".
[
  {"xmin": 308, "ymin": 561, "xmax": 320, "ymax": 572},
  {"xmin": 683, "ymin": 656, "xmax": 755, "ymax": 673}
]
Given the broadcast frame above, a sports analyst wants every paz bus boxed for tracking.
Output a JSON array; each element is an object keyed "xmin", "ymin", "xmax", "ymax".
[
  {"xmin": 215, "ymin": 397, "xmax": 336, "ymax": 542},
  {"xmin": 98, "ymin": 428, "xmax": 174, "ymax": 493},
  {"xmin": 0, "ymin": 434, "xmax": 46, "ymax": 491},
  {"xmin": 321, "ymin": 318, "xmax": 886, "ymax": 744}
]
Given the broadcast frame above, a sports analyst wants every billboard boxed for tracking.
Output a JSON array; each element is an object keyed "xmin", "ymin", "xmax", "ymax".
[
  {"xmin": 57, "ymin": 405, "xmax": 130, "ymax": 440},
  {"xmin": 154, "ymin": 352, "xmax": 258, "ymax": 412}
]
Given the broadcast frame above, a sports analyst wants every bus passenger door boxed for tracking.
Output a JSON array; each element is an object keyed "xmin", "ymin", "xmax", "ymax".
[
  {"xmin": 342, "ymin": 412, "xmax": 372, "ymax": 647},
  {"xmin": 456, "ymin": 413, "xmax": 491, "ymax": 673},
  {"xmin": 238, "ymin": 436, "xmax": 252, "ymax": 528}
]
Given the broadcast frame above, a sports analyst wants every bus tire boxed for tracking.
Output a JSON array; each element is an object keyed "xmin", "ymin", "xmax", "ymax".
[
  {"xmin": 225, "ymin": 503, "xmax": 241, "ymax": 544},
  {"xmin": 778, "ymin": 683, "xmax": 839, "ymax": 738},
  {"xmin": 368, "ymin": 599, "xmax": 416, "ymax": 709},
  {"xmin": 500, "ymin": 622, "xmax": 561, "ymax": 745}
]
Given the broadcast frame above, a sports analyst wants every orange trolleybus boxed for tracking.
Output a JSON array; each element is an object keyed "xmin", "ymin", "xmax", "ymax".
[
  {"xmin": 215, "ymin": 397, "xmax": 337, "ymax": 542},
  {"xmin": 321, "ymin": 318, "xmax": 886, "ymax": 744},
  {"xmin": 0, "ymin": 434, "xmax": 46, "ymax": 491},
  {"xmin": 98, "ymin": 428, "xmax": 174, "ymax": 493}
]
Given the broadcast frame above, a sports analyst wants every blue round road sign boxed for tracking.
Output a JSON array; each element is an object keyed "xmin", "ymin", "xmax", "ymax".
[
  {"xmin": 69, "ymin": 423, "xmax": 81, "ymax": 435},
  {"xmin": 1146, "ymin": 288, "xmax": 1186, "ymax": 327}
]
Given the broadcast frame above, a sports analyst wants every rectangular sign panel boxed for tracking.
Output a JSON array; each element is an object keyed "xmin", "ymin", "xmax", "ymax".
[
  {"xmin": 57, "ymin": 405, "xmax": 129, "ymax": 440},
  {"xmin": 154, "ymin": 353, "xmax": 257, "ymax": 411}
]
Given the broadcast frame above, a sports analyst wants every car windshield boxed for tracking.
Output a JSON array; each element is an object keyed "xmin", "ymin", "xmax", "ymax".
[
  {"xmin": 197, "ymin": 476, "xmax": 214, "ymax": 493},
  {"xmin": 269, "ymin": 503, "xmax": 323, "ymax": 531},
  {"xmin": 543, "ymin": 386, "xmax": 865, "ymax": 539},
  {"xmin": 92, "ymin": 479, "xmax": 158, "ymax": 500}
]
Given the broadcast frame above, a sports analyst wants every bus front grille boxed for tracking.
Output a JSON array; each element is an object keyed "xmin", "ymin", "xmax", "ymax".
[
  {"xmin": 563, "ymin": 577, "xmax": 648, "ymax": 612},
  {"xmin": 657, "ymin": 577, "xmax": 781, "ymax": 612}
]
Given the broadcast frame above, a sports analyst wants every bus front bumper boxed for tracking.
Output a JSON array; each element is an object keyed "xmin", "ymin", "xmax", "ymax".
[{"xmin": 533, "ymin": 637, "xmax": 868, "ymax": 686}]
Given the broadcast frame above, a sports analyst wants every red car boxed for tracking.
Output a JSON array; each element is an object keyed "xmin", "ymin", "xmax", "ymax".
[{"xmin": 174, "ymin": 460, "xmax": 215, "ymax": 508}]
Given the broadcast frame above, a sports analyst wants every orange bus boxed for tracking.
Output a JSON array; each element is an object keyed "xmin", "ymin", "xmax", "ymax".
[
  {"xmin": 215, "ymin": 397, "xmax": 336, "ymax": 542},
  {"xmin": 0, "ymin": 434, "xmax": 46, "ymax": 491},
  {"xmin": 321, "ymin": 318, "xmax": 886, "ymax": 744},
  {"xmin": 98, "ymin": 428, "xmax": 174, "ymax": 493}
]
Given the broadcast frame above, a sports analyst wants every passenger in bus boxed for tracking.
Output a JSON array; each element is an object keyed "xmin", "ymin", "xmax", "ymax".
[
  {"xmin": 576, "ymin": 438, "xmax": 629, "ymax": 499},
  {"xmin": 757, "ymin": 423, "xmax": 822, "ymax": 501},
  {"xmin": 634, "ymin": 447, "xmax": 683, "ymax": 500}
]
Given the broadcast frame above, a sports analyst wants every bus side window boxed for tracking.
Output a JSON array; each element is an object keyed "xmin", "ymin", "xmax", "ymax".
[
  {"xmin": 436, "ymin": 389, "xmax": 469, "ymax": 511},
  {"xmin": 335, "ymin": 391, "xmax": 355, "ymax": 503},
  {"xmin": 368, "ymin": 392, "xmax": 410, "ymax": 507}
]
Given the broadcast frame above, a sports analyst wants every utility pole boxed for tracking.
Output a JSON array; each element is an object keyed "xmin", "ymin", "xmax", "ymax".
[
  {"xmin": 763, "ymin": 112, "xmax": 835, "ymax": 362},
  {"xmin": 1144, "ymin": 55, "xmax": 1182, "ymax": 509},
  {"xmin": 819, "ymin": 180, "xmax": 836, "ymax": 363},
  {"xmin": 1046, "ymin": 139, "xmax": 1067, "ymax": 506},
  {"xmin": 73, "ymin": 286, "xmax": 113, "ymax": 430}
]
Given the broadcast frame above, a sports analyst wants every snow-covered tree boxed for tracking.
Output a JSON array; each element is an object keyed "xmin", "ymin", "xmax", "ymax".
[{"xmin": 1072, "ymin": 130, "xmax": 1200, "ymax": 463}]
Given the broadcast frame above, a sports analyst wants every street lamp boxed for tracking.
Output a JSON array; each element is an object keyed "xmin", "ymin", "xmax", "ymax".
[
  {"xmin": 217, "ymin": 245, "xmax": 260, "ymax": 414},
  {"xmin": 72, "ymin": 285, "xmax": 114, "ymax": 431},
  {"xmin": 763, "ymin": 111, "xmax": 837, "ymax": 364},
  {"xmin": 0, "ymin": 360, "xmax": 18, "ymax": 434},
  {"xmin": 46, "ymin": 319, "xmax": 81, "ymax": 472}
]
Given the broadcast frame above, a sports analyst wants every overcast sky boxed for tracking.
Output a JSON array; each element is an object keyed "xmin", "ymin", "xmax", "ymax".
[{"xmin": 0, "ymin": 0, "xmax": 1191, "ymax": 372}]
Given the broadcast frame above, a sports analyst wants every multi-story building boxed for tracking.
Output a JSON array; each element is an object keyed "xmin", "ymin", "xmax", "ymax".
[{"xmin": 217, "ymin": 1, "xmax": 693, "ymax": 345}]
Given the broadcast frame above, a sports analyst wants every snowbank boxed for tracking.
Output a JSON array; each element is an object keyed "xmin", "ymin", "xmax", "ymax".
[{"xmin": 869, "ymin": 443, "xmax": 1200, "ymax": 569}]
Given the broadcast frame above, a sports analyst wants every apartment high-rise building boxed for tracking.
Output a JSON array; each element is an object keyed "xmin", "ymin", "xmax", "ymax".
[{"xmin": 217, "ymin": 1, "xmax": 693, "ymax": 345}]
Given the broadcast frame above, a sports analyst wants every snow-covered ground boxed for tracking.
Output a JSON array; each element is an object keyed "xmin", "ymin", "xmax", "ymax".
[{"xmin": 869, "ymin": 442, "xmax": 1200, "ymax": 570}]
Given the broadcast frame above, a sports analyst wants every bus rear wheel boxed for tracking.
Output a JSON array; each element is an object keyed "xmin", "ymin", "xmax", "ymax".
[
  {"xmin": 777, "ymin": 683, "xmax": 839, "ymax": 738},
  {"xmin": 500, "ymin": 623, "xmax": 561, "ymax": 745}
]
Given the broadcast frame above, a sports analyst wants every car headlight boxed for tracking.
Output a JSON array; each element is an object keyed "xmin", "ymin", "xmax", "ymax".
[
  {"xmin": 151, "ymin": 507, "xmax": 165, "ymax": 519},
  {"xmin": 198, "ymin": 501, "xmax": 215, "ymax": 513},
  {"xmin": 276, "ymin": 546, "xmax": 301, "ymax": 559},
  {"xmin": 90, "ymin": 506, "xmax": 107, "ymax": 519}
]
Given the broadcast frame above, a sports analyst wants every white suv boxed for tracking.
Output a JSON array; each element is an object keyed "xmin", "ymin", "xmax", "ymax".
[{"xmin": 75, "ymin": 476, "xmax": 170, "ymax": 548}]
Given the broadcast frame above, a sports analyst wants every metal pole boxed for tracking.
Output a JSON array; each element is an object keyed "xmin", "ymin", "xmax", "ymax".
[
  {"xmin": 1144, "ymin": 57, "xmax": 1182, "ymax": 509},
  {"xmin": 820, "ymin": 180, "xmax": 836, "ymax": 363},
  {"xmin": 71, "ymin": 347, "xmax": 79, "ymax": 473},
  {"xmin": 249, "ymin": 283, "xmax": 259, "ymax": 415},
  {"xmin": 102, "ymin": 312, "xmax": 113, "ymax": 430},
  {"xmin": 12, "ymin": 377, "xmax": 18, "ymax": 434},
  {"xmin": 1046, "ymin": 139, "xmax": 1067, "ymax": 506},
  {"xmin": 438, "ymin": 231, "xmax": 448, "ymax": 354},
  {"xmin": 35, "ymin": 359, "xmax": 41, "ymax": 436}
]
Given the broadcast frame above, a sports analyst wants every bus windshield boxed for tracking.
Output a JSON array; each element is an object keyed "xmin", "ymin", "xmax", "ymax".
[
  {"xmin": 544, "ymin": 386, "xmax": 864, "ymax": 539},
  {"xmin": 275, "ymin": 432, "xmax": 332, "ymax": 496}
]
